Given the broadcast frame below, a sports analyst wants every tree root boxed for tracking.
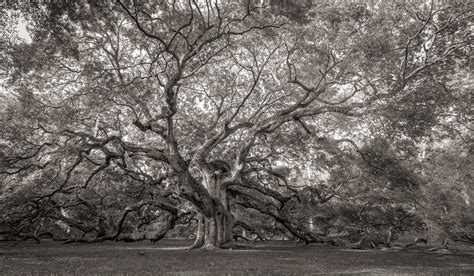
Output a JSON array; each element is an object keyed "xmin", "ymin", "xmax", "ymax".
[
  {"xmin": 187, "ymin": 241, "xmax": 255, "ymax": 251},
  {"xmin": 200, "ymin": 243, "xmax": 222, "ymax": 251}
]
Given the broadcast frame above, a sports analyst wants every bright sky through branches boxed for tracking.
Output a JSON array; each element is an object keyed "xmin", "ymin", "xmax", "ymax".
[{"xmin": 17, "ymin": 15, "xmax": 31, "ymax": 43}]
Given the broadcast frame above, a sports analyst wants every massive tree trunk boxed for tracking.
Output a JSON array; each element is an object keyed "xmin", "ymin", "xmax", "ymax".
[
  {"xmin": 190, "ymin": 169, "xmax": 234, "ymax": 249},
  {"xmin": 191, "ymin": 209, "xmax": 234, "ymax": 250}
]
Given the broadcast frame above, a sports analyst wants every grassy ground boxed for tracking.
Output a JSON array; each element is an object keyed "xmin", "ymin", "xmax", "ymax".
[{"xmin": 1, "ymin": 239, "xmax": 474, "ymax": 275}]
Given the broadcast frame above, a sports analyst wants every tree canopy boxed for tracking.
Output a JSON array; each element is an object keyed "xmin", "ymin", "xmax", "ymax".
[{"xmin": 1, "ymin": 0, "xmax": 472, "ymax": 249}]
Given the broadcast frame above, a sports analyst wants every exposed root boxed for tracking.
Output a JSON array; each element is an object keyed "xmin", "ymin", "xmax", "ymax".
[
  {"xmin": 200, "ymin": 243, "xmax": 222, "ymax": 251},
  {"xmin": 187, "ymin": 236, "xmax": 204, "ymax": 250},
  {"xmin": 187, "ymin": 242, "xmax": 204, "ymax": 250}
]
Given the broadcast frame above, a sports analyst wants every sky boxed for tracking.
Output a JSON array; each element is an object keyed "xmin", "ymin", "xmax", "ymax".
[
  {"xmin": 0, "ymin": 14, "xmax": 30, "ymax": 94},
  {"xmin": 17, "ymin": 15, "xmax": 32, "ymax": 43}
]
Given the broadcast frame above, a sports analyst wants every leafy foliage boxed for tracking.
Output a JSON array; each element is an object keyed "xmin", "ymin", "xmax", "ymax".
[{"xmin": 0, "ymin": 1, "xmax": 472, "ymax": 247}]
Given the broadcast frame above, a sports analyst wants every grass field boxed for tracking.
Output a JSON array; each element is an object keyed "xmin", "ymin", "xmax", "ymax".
[{"xmin": 1, "ymin": 239, "xmax": 474, "ymax": 275}]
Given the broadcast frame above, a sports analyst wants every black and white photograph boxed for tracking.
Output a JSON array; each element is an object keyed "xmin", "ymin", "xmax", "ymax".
[{"xmin": 0, "ymin": 0, "xmax": 473, "ymax": 274}]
